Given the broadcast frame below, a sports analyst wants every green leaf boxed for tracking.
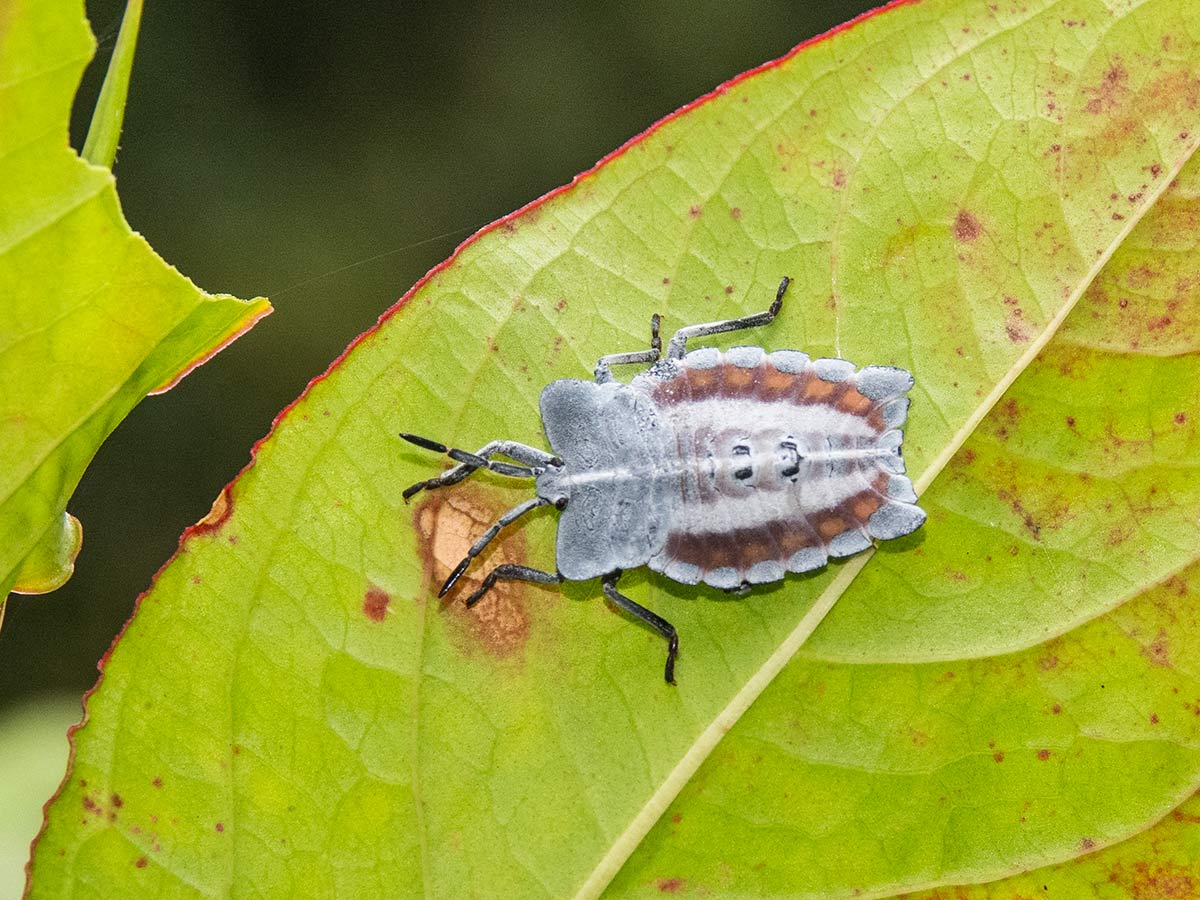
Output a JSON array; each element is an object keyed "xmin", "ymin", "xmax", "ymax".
[
  {"xmin": 10, "ymin": 511, "xmax": 82, "ymax": 596},
  {"xmin": 0, "ymin": 0, "xmax": 270, "ymax": 601},
  {"xmin": 26, "ymin": 0, "xmax": 1200, "ymax": 898},
  {"xmin": 897, "ymin": 791, "xmax": 1200, "ymax": 899}
]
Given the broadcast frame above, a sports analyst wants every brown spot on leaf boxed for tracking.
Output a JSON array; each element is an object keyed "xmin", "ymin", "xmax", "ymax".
[
  {"xmin": 193, "ymin": 487, "xmax": 233, "ymax": 536},
  {"xmin": 1106, "ymin": 522, "xmax": 1134, "ymax": 547},
  {"xmin": 1037, "ymin": 749, "xmax": 1052, "ymax": 761},
  {"xmin": 363, "ymin": 586, "xmax": 390, "ymax": 622},
  {"xmin": 1108, "ymin": 861, "xmax": 1196, "ymax": 899},
  {"xmin": 152, "ymin": 777, "xmax": 163, "ymax": 788},
  {"xmin": 997, "ymin": 489, "xmax": 1042, "ymax": 540},
  {"xmin": 1141, "ymin": 629, "xmax": 1172, "ymax": 668},
  {"xmin": 993, "ymin": 751, "xmax": 1005, "ymax": 763},
  {"xmin": 730, "ymin": 207, "xmax": 743, "ymax": 220},
  {"xmin": 953, "ymin": 210, "xmax": 981, "ymax": 242},
  {"xmin": 1165, "ymin": 576, "xmax": 1189, "ymax": 598},
  {"xmin": 688, "ymin": 205, "xmax": 702, "ymax": 219},
  {"xmin": 656, "ymin": 878, "xmax": 686, "ymax": 894},
  {"xmin": 414, "ymin": 491, "xmax": 541, "ymax": 657},
  {"xmin": 215, "ymin": 822, "xmax": 225, "ymax": 833},
  {"xmin": 1005, "ymin": 312, "xmax": 1031, "ymax": 342},
  {"xmin": 1084, "ymin": 60, "xmax": 1129, "ymax": 114},
  {"xmin": 1175, "ymin": 412, "xmax": 1188, "ymax": 425},
  {"xmin": 135, "ymin": 857, "xmax": 148, "ymax": 868}
]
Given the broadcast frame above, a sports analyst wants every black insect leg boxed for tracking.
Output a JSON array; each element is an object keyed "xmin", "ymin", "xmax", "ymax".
[
  {"xmin": 465, "ymin": 564, "xmax": 564, "ymax": 608},
  {"xmin": 601, "ymin": 570, "xmax": 680, "ymax": 685},
  {"xmin": 665, "ymin": 275, "xmax": 791, "ymax": 359},
  {"xmin": 594, "ymin": 314, "xmax": 662, "ymax": 382},
  {"xmin": 400, "ymin": 436, "xmax": 561, "ymax": 501},
  {"xmin": 439, "ymin": 497, "xmax": 550, "ymax": 597}
]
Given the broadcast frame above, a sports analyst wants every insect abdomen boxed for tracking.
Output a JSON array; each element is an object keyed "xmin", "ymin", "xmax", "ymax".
[{"xmin": 632, "ymin": 346, "xmax": 924, "ymax": 590}]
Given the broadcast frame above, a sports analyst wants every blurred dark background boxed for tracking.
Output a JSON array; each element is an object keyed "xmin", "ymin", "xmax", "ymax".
[{"xmin": 1, "ymin": 1, "xmax": 879, "ymax": 711}]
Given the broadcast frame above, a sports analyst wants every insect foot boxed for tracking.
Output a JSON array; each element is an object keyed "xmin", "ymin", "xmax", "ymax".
[{"xmin": 403, "ymin": 276, "xmax": 925, "ymax": 683}]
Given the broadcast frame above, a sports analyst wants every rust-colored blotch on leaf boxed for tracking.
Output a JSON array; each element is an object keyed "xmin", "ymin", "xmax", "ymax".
[
  {"xmin": 362, "ymin": 586, "xmax": 390, "ymax": 622},
  {"xmin": 413, "ymin": 491, "xmax": 538, "ymax": 657},
  {"xmin": 953, "ymin": 209, "xmax": 981, "ymax": 242}
]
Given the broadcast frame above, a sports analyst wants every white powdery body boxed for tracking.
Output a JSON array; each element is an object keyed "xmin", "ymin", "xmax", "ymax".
[{"xmin": 536, "ymin": 346, "xmax": 925, "ymax": 586}]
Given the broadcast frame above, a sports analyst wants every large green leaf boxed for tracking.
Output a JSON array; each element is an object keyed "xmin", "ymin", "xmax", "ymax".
[
  {"xmin": 0, "ymin": 0, "xmax": 269, "ymax": 600},
  {"xmin": 27, "ymin": 0, "xmax": 1200, "ymax": 898},
  {"xmin": 901, "ymin": 791, "xmax": 1200, "ymax": 898}
]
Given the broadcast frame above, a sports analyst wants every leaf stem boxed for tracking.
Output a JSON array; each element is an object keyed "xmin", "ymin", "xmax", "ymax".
[{"xmin": 81, "ymin": 0, "xmax": 144, "ymax": 168}]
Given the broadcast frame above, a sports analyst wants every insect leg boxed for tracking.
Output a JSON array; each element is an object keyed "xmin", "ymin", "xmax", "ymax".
[
  {"xmin": 594, "ymin": 314, "xmax": 662, "ymax": 382},
  {"xmin": 439, "ymin": 497, "xmax": 550, "ymax": 597},
  {"xmin": 400, "ymin": 436, "xmax": 560, "ymax": 501},
  {"xmin": 601, "ymin": 570, "xmax": 680, "ymax": 685},
  {"xmin": 465, "ymin": 564, "xmax": 563, "ymax": 608},
  {"xmin": 665, "ymin": 275, "xmax": 790, "ymax": 359}
]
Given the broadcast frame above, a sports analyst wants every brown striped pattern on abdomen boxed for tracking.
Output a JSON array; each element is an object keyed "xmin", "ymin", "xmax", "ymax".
[{"xmin": 631, "ymin": 347, "xmax": 918, "ymax": 590}]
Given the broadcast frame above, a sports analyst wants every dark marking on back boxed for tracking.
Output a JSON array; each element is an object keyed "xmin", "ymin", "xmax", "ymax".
[
  {"xmin": 662, "ymin": 475, "xmax": 888, "ymax": 577},
  {"xmin": 651, "ymin": 362, "xmax": 888, "ymax": 433}
]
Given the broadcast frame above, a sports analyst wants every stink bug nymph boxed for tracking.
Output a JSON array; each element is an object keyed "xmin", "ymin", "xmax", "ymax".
[{"xmin": 401, "ymin": 277, "xmax": 925, "ymax": 683}]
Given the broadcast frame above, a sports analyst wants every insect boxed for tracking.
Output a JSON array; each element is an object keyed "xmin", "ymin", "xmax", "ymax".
[{"xmin": 401, "ymin": 277, "xmax": 925, "ymax": 683}]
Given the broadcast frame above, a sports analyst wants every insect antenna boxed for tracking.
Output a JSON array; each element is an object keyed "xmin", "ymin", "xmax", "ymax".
[{"xmin": 439, "ymin": 497, "xmax": 551, "ymax": 597}]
